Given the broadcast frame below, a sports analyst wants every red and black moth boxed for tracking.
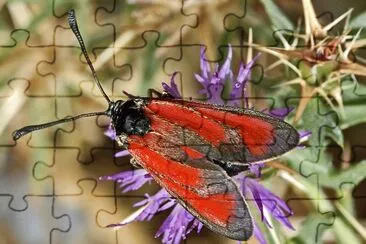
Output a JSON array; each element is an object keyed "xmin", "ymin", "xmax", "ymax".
[{"xmin": 12, "ymin": 9, "xmax": 299, "ymax": 241}]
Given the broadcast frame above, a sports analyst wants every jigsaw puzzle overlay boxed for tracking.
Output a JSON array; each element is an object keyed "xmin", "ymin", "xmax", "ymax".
[{"xmin": 1, "ymin": 1, "xmax": 366, "ymax": 244}]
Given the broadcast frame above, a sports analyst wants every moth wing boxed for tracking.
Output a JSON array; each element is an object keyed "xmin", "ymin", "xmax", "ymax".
[
  {"xmin": 145, "ymin": 99, "xmax": 299, "ymax": 164},
  {"xmin": 128, "ymin": 133, "xmax": 253, "ymax": 241}
]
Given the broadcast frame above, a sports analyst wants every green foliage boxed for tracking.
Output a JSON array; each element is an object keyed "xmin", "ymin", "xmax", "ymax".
[
  {"xmin": 350, "ymin": 12, "xmax": 366, "ymax": 28},
  {"xmin": 259, "ymin": 0, "xmax": 294, "ymax": 30}
]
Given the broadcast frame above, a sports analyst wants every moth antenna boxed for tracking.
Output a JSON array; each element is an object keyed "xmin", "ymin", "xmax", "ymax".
[
  {"xmin": 12, "ymin": 111, "xmax": 106, "ymax": 141},
  {"xmin": 67, "ymin": 9, "xmax": 112, "ymax": 104},
  {"xmin": 12, "ymin": 10, "xmax": 113, "ymax": 142}
]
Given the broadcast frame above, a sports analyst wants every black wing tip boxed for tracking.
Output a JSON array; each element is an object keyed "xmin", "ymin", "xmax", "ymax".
[
  {"xmin": 203, "ymin": 212, "xmax": 253, "ymax": 241},
  {"xmin": 226, "ymin": 231, "xmax": 253, "ymax": 241},
  {"xmin": 225, "ymin": 205, "xmax": 254, "ymax": 241},
  {"xmin": 287, "ymin": 124, "xmax": 301, "ymax": 149},
  {"xmin": 275, "ymin": 120, "xmax": 300, "ymax": 149}
]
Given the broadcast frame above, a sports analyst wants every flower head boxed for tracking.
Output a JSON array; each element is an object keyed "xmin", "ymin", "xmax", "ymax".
[{"xmin": 100, "ymin": 47, "xmax": 307, "ymax": 244}]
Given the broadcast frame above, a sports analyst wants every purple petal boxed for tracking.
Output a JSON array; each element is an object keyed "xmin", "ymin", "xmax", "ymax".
[
  {"xmin": 186, "ymin": 218, "xmax": 203, "ymax": 235},
  {"xmin": 229, "ymin": 53, "xmax": 261, "ymax": 107},
  {"xmin": 194, "ymin": 74, "xmax": 206, "ymax": 84},
  {"xmin": 253, "ymin": 221, "xmax": 267, "ymax": 244},
  {"xmin": 155, "ymin": 204, "xmax": 198, "ymax": 244},
  {"xmin": 237, "ymin": 53, "xmax": 261, "ymax": 84},
  {"xmin": 195, "ymin": 46, "xmax": 240, "ymax": 105},
  {"xmin": 162, "ymin": 72, "xmax": 181, "ymax": 98},
  {"xmin": 133, "ymin": 189, "xmax": 173, "ymax": 222},
  {"xmin": 104, "ymin": 124, "xmax": 116, "ymax": 140},
  {"xmin": 299, "ymin": 130, "xmax": 312, "ymax": 142},
  {"xmin": 105, "ymin": 190, "xmax": 173, "ymax": 228},
  {"xmin": 267, "ymin": 107, "xmax": 294, "ymax": 120},
  {"xmin": 115, "ymin": 150, "xmax": 130, "ymax": 157},
  {"xmin": 248, "ymin": 180, "xmax": 264, "ymax": 221},
  {"xmin": 207, "ymin": 83, "xmax": 225, "ymax": 105},
  {"xmin": 249, "ymin": 163, "xmax": 265, "ymax": 178},
  {"xmin": 299, "ymin": 130, "xmax": 311, "ymax": 138},
  {"xmin": 200, "ymin": 47, "xmax": 211, "ymax": 80},
  {"xmin": 251, "ymin": 182, "xmax": 294, "ymax": 229},
  {"xmin": 99, "ymin": 169, "xmax": 152, "ymax": 193},
  {"xmin": 217, "ymin": 45, "xmax": 233, "ymax": 81},
  {"xmin": 158, "ymin": 199, "xmax": 177, "ymax": 211},
  {"xmin": 235, "ymin": 174, "xmax": 294, "ymax": 230}
]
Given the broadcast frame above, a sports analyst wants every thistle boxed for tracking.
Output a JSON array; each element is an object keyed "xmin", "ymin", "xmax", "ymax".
[
  {"xmin": 252, "ymin": 0, "xmax": 366, "ymax": 123},
  {"xmin": 100, "ymin": 46, "xmax": 309, "ymax": 244}
]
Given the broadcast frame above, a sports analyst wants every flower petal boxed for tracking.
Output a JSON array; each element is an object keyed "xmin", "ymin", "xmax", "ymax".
[
  {"xmin": 133, "ymin": 189, "xmax": 173, "ymax": 221},
  {"xmin": 207, "ymin": 83, "xmax": 225, "ymax": 104},
  {"xmin": 236, "ymin": 174, "xmax": 294, "ymax": 230},
  {"xmin": 229, "ymin": 53, "xmax": 260, "ymax": 107},
  {"xmin": 200, "ymin": 47, "xmax": 211, "ymax": 80},
  {"xmin": 99, "ymin": 169, "xmax": 152, "ymax": 193},
  {"xmin": 267, "ymin": 107, "xmax": 294, "ymax": 120},
  {"xmin": 249, "ymin": 163, "xmax": 265, "ymax": 177},
  {"xmin": 104, "ymin": 124, "xmax": 116, "ymax": 140},
  {"xmin": 253, "ymin": 221, "xmax": 267, "ymax": 244},
  {"xmin": 115, "ymin": 150, "xmax": 130, "ymax": 157},
  {"xmin": 155, "ymin": 204, "xmax": 198, "ymax": 244},
  {"xmin": 217, "ymin": 45, "xmax": 233, "ymax": 81},
  {"xmin": 162, "ymin": 72, "xmax": 181, "ymax": 98}
]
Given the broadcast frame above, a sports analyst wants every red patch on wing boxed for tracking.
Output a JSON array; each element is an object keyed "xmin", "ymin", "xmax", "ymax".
[
  {"xmin": 181, "ymin": 146, "xmax": 205, "ymax": 159},
  {"xmin": 165, "ymin": 178, "xmax": 236, "ymax": 226},
  {"xmin": 146, "ymin": 101, "xmax": 226, "ymax": 146},
  {"xmin": 225, "ymin": 113, "xmax": 273, "ymax": 156},
  {"xmin": 129, "ymin": 139, "xmax": 202, "ymax": 188},
  {"xmin": 196, "ymin": 107, "xmax": 274, "ymax": 156},
  {"xmin": 128, "ymin": 139, "xmax": 236, "ymax": 227}
]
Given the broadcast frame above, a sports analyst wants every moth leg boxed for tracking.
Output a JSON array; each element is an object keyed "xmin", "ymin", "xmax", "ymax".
[
  {"xmin": 116, "ymin": 134, "xmax": 129, "ymax": 147},
  {"xmin": 212, "ymin": 159, "xmax": 249, "ymax": 176},
  {"xmin": 130, "ymin": 157, "xmax": 142, "ymax": 168}
]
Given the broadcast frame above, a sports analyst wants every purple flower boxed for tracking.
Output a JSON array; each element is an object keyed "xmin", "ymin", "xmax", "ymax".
[
  {"xmin": 194, "ymin": 46, "xmax": 233, "ymax": 104},
  {"xmin": 100, "ymin": 46, "xmax": 306, "ymax": 244}
]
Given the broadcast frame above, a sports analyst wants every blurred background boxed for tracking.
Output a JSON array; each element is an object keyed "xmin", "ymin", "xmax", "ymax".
[{"xmin": 0, "ymin": 0, "xmax": 366, "ymax": 243}]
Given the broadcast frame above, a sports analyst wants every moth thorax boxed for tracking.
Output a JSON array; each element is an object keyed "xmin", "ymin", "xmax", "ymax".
[
  {"xmin": 111, "ymin": 99, "xmax": 151, "ymax": 136},
  {"xmin": 122, "ymin": 112, "xmax": 150, "ymax": 136}
]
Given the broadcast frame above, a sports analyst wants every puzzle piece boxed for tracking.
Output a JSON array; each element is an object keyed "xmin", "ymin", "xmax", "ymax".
[
  {"xmin": 0, "ymin": 32, "xmax": 56, "ymax": 97},
  {"xmin": 0, "ymin": 145, "xmax": 54, "ymax": 210},
  {"xmin": 0, "ymin": 195, "xmax": 70, "ymax": 243},
  {"xmin": 97, "ymin": 195, "xmax": 161, "ymax": 244},
  {"xmin": 33, "ymin": 147, "xmax": 128, "ymax": 195},
  {"xmin": 51, "ymin": 179, "xmax": 119, "ymax": 243}
]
